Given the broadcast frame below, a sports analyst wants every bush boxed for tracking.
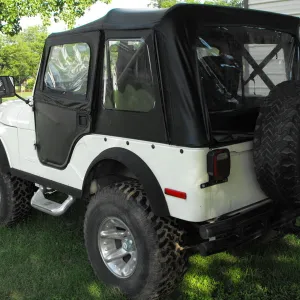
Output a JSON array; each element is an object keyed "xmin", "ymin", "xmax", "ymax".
[{"xmin": 26, "ymin": 78, "xmax": 35, "ymax": 90}]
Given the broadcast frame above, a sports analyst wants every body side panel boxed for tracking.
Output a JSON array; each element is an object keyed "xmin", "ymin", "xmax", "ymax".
[
  {"xmin": 12, "ymin": 132, "xmax": 267, "ymax": 222},
  {"xmin": 0, "ymin": 102, "xmax": 266, "ymax": 222}
]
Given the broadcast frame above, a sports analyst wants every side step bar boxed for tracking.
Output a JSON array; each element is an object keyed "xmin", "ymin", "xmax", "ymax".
[{"xmin": 31, "ymin": 187, "xmax": 75, "ymax": 216}]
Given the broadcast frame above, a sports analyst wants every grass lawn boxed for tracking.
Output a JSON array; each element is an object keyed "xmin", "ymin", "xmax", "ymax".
[
  {"xmin": 1, "ymin": 203, "xmax": 300, "ymax": 300},
  {"xmin": 3, "ymin": 92, "xmax": 33, "ymax": 102}
]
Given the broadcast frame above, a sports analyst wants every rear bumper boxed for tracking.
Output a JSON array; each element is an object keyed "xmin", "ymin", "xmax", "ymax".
[{"xmin": 195, "ymin": 199, "xmax": 300, "ymax": 256}]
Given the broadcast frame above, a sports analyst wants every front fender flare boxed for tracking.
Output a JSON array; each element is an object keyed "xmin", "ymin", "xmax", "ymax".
[
  {"xmin": 84, "ymin": 147, "xmax": 170, "ymax": 217},
  {"xmin": 0, "ymin": 139, "xmax": 10, "ymax": 173}
]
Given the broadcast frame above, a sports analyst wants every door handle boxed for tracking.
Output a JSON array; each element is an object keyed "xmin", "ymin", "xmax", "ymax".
[{"xmin": 77, "ymin": 113, "xmax": 88, "ymax": 127}]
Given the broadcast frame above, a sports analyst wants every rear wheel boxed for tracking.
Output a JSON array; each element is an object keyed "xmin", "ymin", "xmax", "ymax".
[
  {"xmin": 0, "ymin": 170, "xmax": 36, "ymax": 226},
  {"xmin": 84, "ymin": 180, "xmax": 188, "ymax": 300}
]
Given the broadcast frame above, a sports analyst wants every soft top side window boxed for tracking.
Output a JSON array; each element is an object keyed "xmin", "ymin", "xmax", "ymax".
[
  {"xmin": 44, "ymin": 43, "xmax": 91, "ymax": 98},
  {"xmin": 103, "ymin": 39, "xmax": 156, "ymax": 112}
]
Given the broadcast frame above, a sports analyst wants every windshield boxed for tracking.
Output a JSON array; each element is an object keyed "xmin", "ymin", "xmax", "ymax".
[{"xmin": 197, "ymin": 26, "xmax": 298, "ymax": 112}]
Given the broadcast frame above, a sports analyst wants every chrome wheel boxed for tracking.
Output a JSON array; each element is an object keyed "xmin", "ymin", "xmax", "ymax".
[{"xmin": 98, "ymin": 217, "xmax": 137, "ymax": 278}]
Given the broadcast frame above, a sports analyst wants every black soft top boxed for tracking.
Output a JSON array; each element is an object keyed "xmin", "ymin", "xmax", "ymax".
[
  {"xmin": 45, "ymin": 4, "xmax": 300, "ymax": 148},
  {"xmin": 50, "ymin": 4, "xmax": 300, "ymax": 37}
]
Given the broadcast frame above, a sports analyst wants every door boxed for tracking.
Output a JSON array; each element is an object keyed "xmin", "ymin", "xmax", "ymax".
[{"xmin": 34, "ymin": 32, "xmax": 100, "ymax": 169}]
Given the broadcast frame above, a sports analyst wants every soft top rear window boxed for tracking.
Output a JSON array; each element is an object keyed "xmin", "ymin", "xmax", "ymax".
[
  {"xmin": 196, "ymin": 26, "xmax": 299, "ymax": 143},
  {"xmin": 197, "ymin": 26, "xmax": 298, "ymax": 112}
]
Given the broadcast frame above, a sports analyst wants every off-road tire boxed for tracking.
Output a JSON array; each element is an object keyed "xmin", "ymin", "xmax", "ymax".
[
  {"xmin": 0, "ymin": 170, "xmax": 36, "ymax": 226},
  {"xmin": 84, "ymin": 180, "xmax": 188, "ymax": 300},
  {"xmin": 254, "ymin": 80, "xmax": 300, "ymax": 206}
]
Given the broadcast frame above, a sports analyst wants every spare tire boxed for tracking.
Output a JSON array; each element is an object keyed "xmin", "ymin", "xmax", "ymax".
[{"xmin": 254, "ymin": 81, "xmax": 300, "ymax": 207}]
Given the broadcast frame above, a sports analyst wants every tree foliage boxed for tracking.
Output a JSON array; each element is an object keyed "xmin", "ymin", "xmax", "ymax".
[
  {"xmin": 203, "ymin": 0, "xmax": 243, "ymax": 7},
  {"xmin": 0, "ymin": 26, "xmax": 48, "ymax": 85},
  {"xmin": 0, "ymin": 0, "xmax": 111, "ymax": 36},
  {"xmin": 149, "ymin": 0, "xmax": 243, "ymax": 8},
  {"xmin": 148, "ymin": 0, "xmax": 197, "ymax": 8}
]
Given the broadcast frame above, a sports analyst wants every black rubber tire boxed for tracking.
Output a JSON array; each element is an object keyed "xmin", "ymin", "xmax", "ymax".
[
  {"xmin": 84, "ymin": 180, "xmax": 188, "ymax": 300},
  {"xmin": 0, "ymin": 170, "xmax": 36, "ymax": 226},
  {"xmin": 254, "ymin": 80, "xmax": 300, "ymax": 206}
]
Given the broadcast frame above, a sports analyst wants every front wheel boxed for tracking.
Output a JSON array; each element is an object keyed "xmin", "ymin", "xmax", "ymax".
[
  {"xmin": 84, "ymin": 180, "xmax": 188, "ymax": 300},
  {"xmin": 0, "ymin": 170, "xmax": 36, "ymax": 226}
]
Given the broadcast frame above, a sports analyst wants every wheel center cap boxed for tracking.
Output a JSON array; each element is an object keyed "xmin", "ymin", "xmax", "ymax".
[
  {"xmin": 122, "ymin": 242, "xmax": 128, "ymax": 250},
  {"xmin": 122, "ymin": 238, "xmax": 134, "ymax": 252}
]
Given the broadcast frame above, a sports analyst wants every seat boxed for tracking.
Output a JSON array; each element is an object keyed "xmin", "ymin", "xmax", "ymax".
[{"xmin": 201, "ymin": 55, "xmax": 241, "ymax": 110}]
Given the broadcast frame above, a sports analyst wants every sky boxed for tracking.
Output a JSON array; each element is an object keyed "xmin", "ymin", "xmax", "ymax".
[{"xmin": 20, "ymin": 0, "xmax": 150, "ymax": 33}]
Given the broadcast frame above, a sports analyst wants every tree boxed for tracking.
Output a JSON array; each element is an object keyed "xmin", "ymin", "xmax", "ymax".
[
  {"xmin": 203, "ymin": 0, "xmax": 243, "ymax": 7},
  {"xmin": 0, "ymin": 26, "xmax": 48, "ymax": 86},
  {"xmin": 0, "ymin": 0, "xmax": 112, "ymax": 36},
  {"xmin": 149, "ymin": 0, "xmax": 243, "ymax": 8},
  {"xmin": 149, "ymin": 0, "xmax": 198, "ymax": 8}
]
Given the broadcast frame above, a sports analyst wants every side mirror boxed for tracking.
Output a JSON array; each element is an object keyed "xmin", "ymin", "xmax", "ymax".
[{"xmin": 0, "ymin": 76, "xmax": 15, "ymax": 98}]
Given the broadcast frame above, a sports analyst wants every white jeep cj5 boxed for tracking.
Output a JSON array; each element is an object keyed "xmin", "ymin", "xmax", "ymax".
[{"xmin": 0, "ymin": 4, "xmax": 300, "ymax": 300}]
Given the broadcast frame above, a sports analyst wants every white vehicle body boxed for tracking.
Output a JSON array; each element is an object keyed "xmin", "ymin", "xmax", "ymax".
[
  {"xmin": 1, "ymin": 6, "xmax": 300, "ymax": 300},
  {"xmin": 0, "ymin": 100, "xmax": 266, "ymax": 222}
]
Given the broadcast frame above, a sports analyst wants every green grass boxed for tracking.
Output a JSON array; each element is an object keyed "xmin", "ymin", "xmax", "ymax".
[
  {"xmin": 1, "ymin": 205, "xmax": 300, "ymax": 300},
  {"xmin": 3, "ymin": 92, "xmax": 33, "ymax": 102}
]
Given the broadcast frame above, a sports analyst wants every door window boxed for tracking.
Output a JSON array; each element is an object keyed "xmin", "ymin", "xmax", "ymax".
[
  {"xmin": 44, "ymin": 43, "xmax": 91, "ymax": 96},
  {"xmin": 103, "ymin": 39, "xmax": 155, "ymax": 112}
]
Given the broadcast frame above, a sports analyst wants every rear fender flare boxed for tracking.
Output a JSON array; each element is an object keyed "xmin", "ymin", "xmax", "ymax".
[{"xmin": 83, "ymin": 147, "xmax": 170, "ymax": 217}]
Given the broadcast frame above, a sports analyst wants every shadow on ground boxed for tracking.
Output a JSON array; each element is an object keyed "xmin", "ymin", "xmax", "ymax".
[
  {"xmin": 173, "ymin": 235, "xmax": 300, "ymax": 300},
  {"xmin": 0, "ymin": 201, "xmax": 299, "ymax": 300}
]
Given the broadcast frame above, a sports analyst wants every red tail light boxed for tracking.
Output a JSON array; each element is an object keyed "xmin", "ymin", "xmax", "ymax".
[{"xmin": 207, "ymin": 149, "xmax": 231, "ymax": 181}]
